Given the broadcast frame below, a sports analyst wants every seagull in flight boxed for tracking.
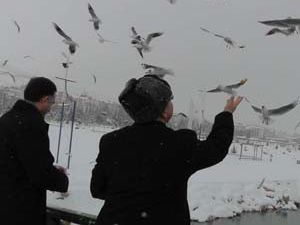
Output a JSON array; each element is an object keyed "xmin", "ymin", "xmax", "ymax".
[
  {"xmin": 53, "ymin": 22, "xmax": 79, "ymax": 54},
  {"xmin": 2, "ymin": 60, "xmax": 8, "ymax": 67},
  {"xmin": 200, "ymin": 27, "xmax": 245, "ymax": 49},
  {"xmin": 91, "ymin": 74, "xmax": 97, "ymax": 83},
  {"xmin": 246, "ymin": 98, "xmax": 299, "ymax": 125},
  {"xmin": 88, "ymin": 3, "xmax": 101, "ymax": 31},
  {"xmin": 24, "ymin": 55, "xmax": 34, "ymax": 60},
  {"xmin": 131, "ymin": 26, "xmax": 164, "ymax": 58},
  {"xmin": 207, "ymin": 79, "xmax": 248, "ymax": 96},
  {"xmin": 141, "ymin": 63, "xmax": 174, "ymax": 78},
  {"xmin": 13, "ymin": 20, "xmax": 20, "ymax": 33}
]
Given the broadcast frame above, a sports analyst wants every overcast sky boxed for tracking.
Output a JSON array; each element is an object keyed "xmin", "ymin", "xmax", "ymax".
[{"xmin": 0, "ymin": 0, "xmax": 300, "ymax": 132}]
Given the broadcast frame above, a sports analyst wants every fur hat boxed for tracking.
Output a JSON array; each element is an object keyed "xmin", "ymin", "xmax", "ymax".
[{"xmin": 119, "ymin": 75, "xmax": 173, "ymax": 123}]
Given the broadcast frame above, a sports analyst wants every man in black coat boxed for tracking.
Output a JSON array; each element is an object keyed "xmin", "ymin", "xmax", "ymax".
[
  {"xmin": 91, "ymin": 75, "xmax": 243, "ymax": 225},
  {"xmin": 0, "ymin": 77, "xmax": 69, "ymax": 225}
]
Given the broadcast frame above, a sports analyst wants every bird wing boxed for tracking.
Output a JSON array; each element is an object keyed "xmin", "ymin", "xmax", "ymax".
[
  {"xmin": 259, "ymin": 20, "xmax": 290, "ymax": 28},
  {"xmin": 268, "ymin": 100, "xmax": 298, "ymax": 116},
  {"xmin": 226, "ymin": 79, "xmax": 247, "ymax": 89},
  {"xmin": 137, "ymin": 48, "xmax": 143, "ymax": 58},
  {"xmin": 14, "ymin": 20, "xmax": 20, "ymax": 33},
  {"xmin": 251, "ymin": 105, "xmax": 262, "ymax": 113},
  {"xmin": 8, "ymin": 73, "xmax": 16, "ymax": 83},
  {"xmin": 131, "ymin": 26, "xmax": 138, "ymax": 36},
  {"xmin": 88, "ymin": 3, "xmax": 98, "ymax": 19},
  {"xmin": 2, "ymin": 60, "xmax": 8, "ymax": 66},
  {"xmin": 214, "ymin": 33, "xmax": 226, "ymax": 39},
  {"xmin": 200, "ymin": 27, "xmax": 212, "ymax": 34},
  {"xmin": 207, "ymin": 87, "xmax": 221, "ymax": 93},
  {"xmin": 141, "ymin": 63, "xmax": 157, "ymax": 69},
  {"xmin": 24, "ymin": 55, "xmax": 33, "ymax": 59},
  {"xmin": 146, "ymin": 32, "xmax": 163, "ymax": 44},
  {"xmin": 92, "ymin": 75, "xmax": 96, "ymax": 83},
  {"xmin": 265, "ymin": 28, "xmax": 281, "ymax": 36},
  {"xmin": 53, "ymin": 23, "xmax": 72, "ymax": 40}
]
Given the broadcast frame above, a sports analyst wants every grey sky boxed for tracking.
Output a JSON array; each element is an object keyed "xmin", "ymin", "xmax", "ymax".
[{"xmin": 0, "ymin": 0, "xmax": 300, "ymax": 132}]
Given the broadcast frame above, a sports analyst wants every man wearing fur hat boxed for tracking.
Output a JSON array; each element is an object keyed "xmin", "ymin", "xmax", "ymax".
[{"xmin": 91, "ymin": 74, "xmax": 243, "ymax": 225}]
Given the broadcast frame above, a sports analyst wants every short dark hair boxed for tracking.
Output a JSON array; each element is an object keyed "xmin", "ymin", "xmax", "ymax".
[{"xmin": 24, "ymin": 77, "xmax": 57, "ymax": 102}]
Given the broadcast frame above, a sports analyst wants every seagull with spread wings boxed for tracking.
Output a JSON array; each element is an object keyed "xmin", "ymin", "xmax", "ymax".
[
  {"xmin": 247, "ymin": 98, "xmax": 299, "ymax": 125},
  {"xmin": 200, "ymin": 27, "xmax": 245, "ymax": 49},
  {"xmin": 53, "ymin": 22, "xmax": 79, "ymax": 54},
  {"xmin": 259, "ymin": 18, "xmax": 299, "ymax": 36},
  {"xmin": 141, "ymin": 63, "xmax": 174, "ymax": 78},
  {"xmin": 131, "ymin": 26, "xmax": 164, "ymax": 58},
  {"xmin": 207, "ymin": 79, "xmax": 248, "ymax": 96},
  {"xmin": 88, "ymin": 3, "xmax": 101, "ymax": 31}
]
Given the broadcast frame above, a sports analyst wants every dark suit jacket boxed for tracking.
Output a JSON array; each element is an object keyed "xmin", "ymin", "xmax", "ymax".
[{"xmin": 0, "ymin": 100, "xmax": 69, "ymax": 225}]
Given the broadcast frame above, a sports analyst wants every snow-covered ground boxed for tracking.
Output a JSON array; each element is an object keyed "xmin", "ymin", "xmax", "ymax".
[{"xmin": 47, "ymin": 124, "xmax": 300, "ymax": 222}]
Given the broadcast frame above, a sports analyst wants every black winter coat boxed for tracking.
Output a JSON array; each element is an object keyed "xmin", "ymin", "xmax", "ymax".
[
  {"xmin": 91, "ymin": 111, "xmax": 234, "ymax": 225},
  {"xmin": 0, "ymin": 100, "xmax": 69, "ymax": 225}
]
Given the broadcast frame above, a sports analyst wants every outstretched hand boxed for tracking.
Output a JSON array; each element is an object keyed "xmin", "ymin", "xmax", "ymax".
[{"xmin": 224, "ymin": 96, "xmax": 243, "ymax": 113}]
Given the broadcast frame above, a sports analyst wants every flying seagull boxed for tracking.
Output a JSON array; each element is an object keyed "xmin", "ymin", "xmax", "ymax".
[
  {"xmin": 207, "ymin": 79, "xmax": 248, "ymax": 96},
  {"xmin": 247, "ymin": 98, "xmax": 299, "ymax": 125},
  {"xmin": 92, "ymin": 74, "xmax": 96, "ymax": 83},
  {"xmin": 2, "ymin": 60, "xmax": 8, "ymax": 67},
  {"xmin": 141, "ymin": 63, "xmax": 174, "ymax": 78},
  {"xmin": 24, "ymin": 55, "xmax": 34, "ymax": 60},
  {"xmin": 265, "ymin": 26, "xmax": 297, "ymax": 36},
  {"xmin": 200, "ymin": 27, "xmax": 245, "ymax": 49},
  {"xmin": 13, "ymin": 20, "xmax": 20, "ymax": 33},
  {"xmin": 88, "ymin": 3, "xmax": 101, "ymax": 31},
  {"xmin": 131, "ymin": 26, "xmax": 164, "ymax": 58},
  {"xmin": 53, "ymin": 22, "xmax": 79, "ymax": 54},
  {"xmin": 97, "ymin": 33, "xmax": 117, "ymax": 44}
]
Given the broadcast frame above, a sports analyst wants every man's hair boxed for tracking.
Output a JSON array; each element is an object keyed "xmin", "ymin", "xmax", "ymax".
[{"xmin": 24, "ymin": 77, "xmax": 57, "ymax": 102}]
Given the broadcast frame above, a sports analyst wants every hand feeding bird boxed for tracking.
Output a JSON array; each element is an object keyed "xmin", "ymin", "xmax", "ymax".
[
  {"xmin": 88, "ymin": 3, "xmax": 101, "ymax": 31},
  {"xmin": 131, "ymin": 26, "xmax": 164, "ymax": 58},
  {"xmin": 207, "ymin": 79, "xmax": 248, "ymax": 96},
  {"xmin": 246, "ymin": 97, "xmax": 299, "ymax": 125},
  {"xmin": 200, "ymin": 27, "xmax": 245, "ymax": 49},
  {"xmin": 141, "ymin": 63, "xmax": 174, "ymax": 78},
  {"xmin": 53, "ymin": 22, "xmax": 79, "ymax": 54}
]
